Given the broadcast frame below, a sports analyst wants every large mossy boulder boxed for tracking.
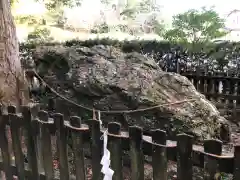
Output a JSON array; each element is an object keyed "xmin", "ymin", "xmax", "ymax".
[{"xmin": 32, "ymin": 44, "xmax": 231, "ymax": 142}]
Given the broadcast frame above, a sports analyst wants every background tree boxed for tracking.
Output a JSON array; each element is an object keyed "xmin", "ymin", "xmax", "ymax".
[
  {"xmin": 162, "ymin": 7, "xmax": 229, "ymax": 69},
  {"xmin": 163, "ymin": 7, "xmax": 228, "ymax": 44},
  {"xmin": 119, "ymin": 0, "xmax": 166, "ymax": 34},
  {"xmin": 43, "ymin": 0, "xmax": 82, "ymax": 9},
  {"xmin": 120, "ymin": 0, "xmax": 162, "ymax": 19}
]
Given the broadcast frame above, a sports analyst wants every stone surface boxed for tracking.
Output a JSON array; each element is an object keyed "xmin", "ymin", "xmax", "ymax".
[{"xmin": 31, "ymin": 44, "xmax": 231, "ymax": 142}]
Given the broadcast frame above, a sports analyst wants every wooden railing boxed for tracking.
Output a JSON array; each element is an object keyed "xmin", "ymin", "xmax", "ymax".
[
  {"xmin": 0, "ymin": 105, "xmax": 239, "ymax": 180},
  {"xmin": 180, "ymin": 71, "xmax": 240, "ymax": 121}
]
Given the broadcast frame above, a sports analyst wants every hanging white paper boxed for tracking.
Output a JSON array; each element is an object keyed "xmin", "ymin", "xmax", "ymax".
[
  {"xmin": 98, "ymin": 111, "xmax": 102, "ymax": 125},
  {"xmin": 100, "ymin": 130, "xmax": 114, "ymax": 180}
]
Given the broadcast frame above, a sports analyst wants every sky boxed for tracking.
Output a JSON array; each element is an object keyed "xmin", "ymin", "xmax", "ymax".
[
  {"xmin": 77, "ymin": 0, "xmax": 240, "ymax": 28},
  {"xmin": 158, "ymin": 0, "xmax": 239, "ymax": 17},
  {"xmin": 156, "ymin": 0, "xmax": 240, "ymax": 26},
  {"xmin": 14, "ymin": 0, "xmax": 240, "ymax": 22},
  {"xmin": 13, "ymin": 0, "xmax": 240, "ymax": 40}
]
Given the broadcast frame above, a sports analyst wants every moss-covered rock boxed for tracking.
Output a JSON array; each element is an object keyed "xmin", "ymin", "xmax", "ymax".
[{"xmin": 31, "ymin": 44, "xmax": 231, "ymax": 142}]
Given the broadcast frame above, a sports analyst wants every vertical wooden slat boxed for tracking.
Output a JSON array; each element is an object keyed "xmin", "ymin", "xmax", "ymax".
[
  {"xmin": 0, "ymin": 106, "xmax": 12, "ymax": 180},
  {"xmin": 53, "ymin": 113, "xmax": 69, "ymax": 180},
  {"xmin": 129, "ymin": 126, "xmax": 144, "ymax": 180},
  {"xmin": 8, "ymin": 105, "xmax": 25, "ymax": 180},
  {"xmin": 199, "ymin": 77, "xmax": 205, "ymax": 93},
  {"xmin": 39, "ymin": 110, "xmax": 54, "ymax": 180},
  {"xmin": 193, "ymin": 75, "xmax": 199, "ymax": 90},
  {"xmin": 204, "ymin": 139, "xmax": 222, "ymax": 180},
  {"xmin": 215, "ymin": 75, "xmax": 220, "ymax": 103},
  {"xmin": 29, "ymin": 103, "xmax": 40, "ymax": 118},
  {"xmin": 108, "ymin": 122, "xmax": 123, "ymax": 180},
  {"xmin": 204, "ymin": 67, "xmax": 208, "ymax": 94},
  {"xmin": 229, "ymin": 79, "xmax": 235, "ymax": 108},
  {"xmin": 47, "ymin": 98, "xmax": 56, "ymax": 112},
  {"xmin": 225, "ymin": 78, "xmax": 231, "ymax": 117},
  {"xmin": 152, "ymin": 129, "xmax": 167, "ymax": 180},
  {"xmin": 210, "ymin": 75, "xmax": 215, "ymax": 102},
  {"xmin": 233, "ymin": 78, "xmax": 238, "ymax": 121},
  {"xmin": 211, "ymin": 73, "xmax": 217, "ymax": 102},
  {"xmin": 177, "ymin": 134, "xmax": 193, "ymax": 180},
  {"xmin": 47, "ymin": 98, "xmax": 56, "ymax": 118},
  {"xmin": 206, "ymin": 72, "xmax": 212, "ymax": 100},
  {"xmin": 69, "ymin": 116, "xmax": 86, "ymax": 180},
  {"xmin": 222, "ymin": 79, "xmax": 227, "ymax": 108},
  {"xmin": 34, "ymin": 123, "xmax": 44, "ymax": 174},
  {"xmin": 237, "ymin": 77, "xmax": 240, "ymax": 106},
  {"xmin": 22, "ymin": 106, "xmax": 39, "ymax": 180},
  {"xmin": 176, "ymin": 60, "xmax": 180, "ymax": 74},
  {"xmin": 88, "ymin": 119, "xmax": 102, "ymax": 180},
  {"xmin": 233, "ymin": 145, "xmax": 240, "ymax": 180},
  {"xmin": 29, "ymin": 104, "xmax": 43, "ymax": 173}
]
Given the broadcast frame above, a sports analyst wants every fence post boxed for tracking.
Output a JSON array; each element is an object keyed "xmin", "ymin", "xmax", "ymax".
[
  {"xmin": 176, "ymin": 60, "xmax": 180, "ymax": 74},
  {"xmin": 88, "ymin": 119, "xmax": 102, "ymax": 180},
  {"xmin": 152, "ymin": 129, "xmax": 167, "ymax": 180},
  {"xmin": 69, "ymin": 116, "xmax": 86, "ymax": 180},
  {"xmin": 35, "ymin": 118, "xmax": 44, "ymax": 174},
  {"xmin": 47, "ymin": 98, "xmax": 56, "ymax": 118},
  {"xmin": 22, "ymin": 106, "xmax": 39, "ymax": 180},
  {"xmin": 8, "ymin": 105, "xmax": 25, "ymax": 180},
  {"xmin": 108, "ymin": 122, "xmax": 123, "ymax": 180},
  {"xmin": 129, "ymin": 126, "xmax": 144, "ymax": 180},
  {"xmin": 39, "ymin": 110, "xmax": 54, "ymax": 180},
  {"xmin": 47, "ymin": 98, "xmax": 56, "ymax": 111},
  {"xmin": 204, "ymin": 139, "xmax": 222, "ymax": 180},
  {"xmin": 177, "ymin": 134, "xmax": 193, "ymax": 180},
  {"xmin": 0, "ymin": 105, "xmax": 12, "ymax": 180},
  {"xmin": 53, "ymin": 113, "xmax": 69, "ymax": 180},
  {"xmin": 233, "ymin": 77, "xmax": 238, "ymax": 121},
  {"xmin": 233, "ymin": 145, "xmax": 240, "ymax": 180}
]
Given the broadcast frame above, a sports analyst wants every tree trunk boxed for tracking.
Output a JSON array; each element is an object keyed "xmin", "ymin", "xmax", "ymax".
[{"xmin": 0, "ymin": 0, "xmax": 29, "ymax": 108}]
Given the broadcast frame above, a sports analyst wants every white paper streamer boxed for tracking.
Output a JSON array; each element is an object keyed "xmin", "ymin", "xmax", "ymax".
[
  {"xmin": 98, "ymin": 110, "xmax": 102, "ymax": 125},
  {"xmin": 99, "ymin": 111, "xmax": 114, "ymax": 180}
]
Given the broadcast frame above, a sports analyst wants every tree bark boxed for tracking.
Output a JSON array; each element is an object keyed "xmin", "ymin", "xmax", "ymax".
[{"xmin": 0, "ymin": 0, "xmax": 29, "ymax": 107}]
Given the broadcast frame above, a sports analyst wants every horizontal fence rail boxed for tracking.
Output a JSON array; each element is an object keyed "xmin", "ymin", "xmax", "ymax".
[{"xmin": 0, "ymin": 105, "xmax": 239, "ymax": 180}]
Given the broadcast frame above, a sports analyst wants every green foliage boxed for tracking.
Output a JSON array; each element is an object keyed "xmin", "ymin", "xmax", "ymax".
[
  {"xmin": 44, "ymin": 6, "xmax": 66, "ymax": 26},
  {"xmin": 150, "ymin": 18, "xmax": 166, "ymax": 36},
  {"xmin": 90, "ymin": 23, "xmax": 109, "ymax": 34},
  {"xmin": 27, "ymin": 26, "xmax": 53, "ymax": 43},
  {"xmin": 19, "ymin": 38, "xmax": 180, "ymax": 54},
  {"xmin": 19, "ymin": 37, "xmax": 232, "ymax": 54},
  {"xmin": 14, "ymin": 15, "xmax": 46, "ymax": 26},
  {"xmin": 120, "ymin": 0, "xmax": 162, "ymax": 18},
  {"xmin": 10, "ymin": 0, "xmax": 18, "ymax": 7},
  {"xmin": 164, "ymin": 7, "xmax": 228, "ymax": 43},
  {"xmin": 37, "ymin": 0, "xmax": 82, "ymax": 9},
  {"xmin": 119, "ymin": 1, "xmax": 165, "ymax": 35},
  {"xmin": 100, "ymin": 0, "xmax": 113, "ymax": 5},
  {"xmin": 137, "ymin": 0, "xmax": 161, "ymax": 13},
  {"xmin": 115, "ymin": 24, "xmax": 129, "ymax": 33},
  {"xmin": 30, "ymin": 0, "xmax": 82, "ymax": 30}
]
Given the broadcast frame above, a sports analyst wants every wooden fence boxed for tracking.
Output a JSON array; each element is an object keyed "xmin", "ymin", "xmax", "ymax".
[
  {"xmin": 180, "ymin": 71, "xmax": 240, "ymax": 122},
  {"xmin": 0, "ymin": 105, "xmax": 240, "ymax": 180}
]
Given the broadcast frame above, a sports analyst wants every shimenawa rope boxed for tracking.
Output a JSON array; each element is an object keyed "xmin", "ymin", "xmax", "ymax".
[{"xmin": 32, "ymin": 70, "xmax": 198, "ymax": 114}]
